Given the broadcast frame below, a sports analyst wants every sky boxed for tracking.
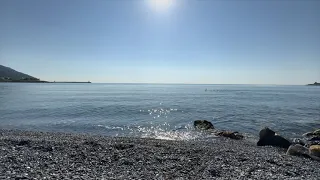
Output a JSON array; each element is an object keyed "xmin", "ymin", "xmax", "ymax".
[{"xmin": 0, "ymin": 0, "xmax": 319, "ymax": 84}]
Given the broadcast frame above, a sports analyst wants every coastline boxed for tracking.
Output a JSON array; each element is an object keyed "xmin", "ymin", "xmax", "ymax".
[
  {"xmin": 0, "ymin": 81, "xmax": 91, "ymax": 83},
  {"xmin": 1, "ymin": 129, "xmax": 319, "ymax": 179}
]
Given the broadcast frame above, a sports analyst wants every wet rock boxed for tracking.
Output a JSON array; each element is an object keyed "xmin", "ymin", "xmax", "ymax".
[
  {"xmin": 286, "ymin": 144, "xmax": 309, "ymax": 158},
  {"xmin": 309, "ymin": 136, "xmax": 320, "ymax": 141},
  {"xmin": 305, "ymin": 137, "xmax": 320, "ymax": 147},
  {"xmin": 313, "ymin": 129, "xmax": 320, "ymax": 136},
  {"xmin": 303, "ymin": 132, "xmax": 314, "ymax": 137},
  {"xmin": 303, "ymin": 129, "xmax": 320, "ymax": 137},
  {"xmin": 257, "ymin": 127, "xmax": 291, "ymax": 148},
  {"xmin": 292, "ymin": 138, "xmax": 306, "ymax": 146},
  {"xmin": 309, "ymin": 145, "xmax": 320, "ymax": 158},
  {"xmin": 194, "ymin": 120, "xmax": 214, "ymax": 130},
  {"xmin": 259, "ymin": 127, "xmax": 275, "ymax": 139},
  {"xmin": 216, "ymin": 131, "xmax": 243, "ymax": 140}
]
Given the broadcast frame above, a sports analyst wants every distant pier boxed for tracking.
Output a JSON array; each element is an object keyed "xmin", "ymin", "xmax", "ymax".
[{"xmin": 51, "ymin": 81, "xmax": 91, "ymax": 83}]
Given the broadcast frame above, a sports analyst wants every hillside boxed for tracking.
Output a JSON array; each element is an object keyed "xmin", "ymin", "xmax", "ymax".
[
  {"xmin": 0, "ymin": 65, "xmax": 39, "ymax": 81},
  {"xmin": 307, "ymin": 82, "xmax": 320, "ymax": 86}
]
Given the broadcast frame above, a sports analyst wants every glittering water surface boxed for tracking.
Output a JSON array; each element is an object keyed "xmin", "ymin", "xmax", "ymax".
[{"xmin": 0, "ymin": 83, "xmax": 319, "ymax": 140}]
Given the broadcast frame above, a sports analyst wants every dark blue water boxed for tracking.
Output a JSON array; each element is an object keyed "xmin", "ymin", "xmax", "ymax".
[{"xmin": 0, "ymin": 83, "xmax": 319, "ymax": 140}]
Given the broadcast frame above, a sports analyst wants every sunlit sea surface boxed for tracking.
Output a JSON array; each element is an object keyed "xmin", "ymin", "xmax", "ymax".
[{"xmin": 0, "ymin": 83, "xmax": 319, "ymax": 141}]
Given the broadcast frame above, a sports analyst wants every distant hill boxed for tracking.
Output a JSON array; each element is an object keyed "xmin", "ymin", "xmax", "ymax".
[
  {"xmin": 0, "ymin": 65, "xmax": 38, "ymax": 80},
  {"xmin": 307, "ymin": 82, "xmax": 320, "ymax": 86}
]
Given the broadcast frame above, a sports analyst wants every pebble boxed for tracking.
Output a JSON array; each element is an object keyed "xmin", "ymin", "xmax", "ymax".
[{"xmin": 1, "ymin": 129, "xmax": 320, "ymax": 179}]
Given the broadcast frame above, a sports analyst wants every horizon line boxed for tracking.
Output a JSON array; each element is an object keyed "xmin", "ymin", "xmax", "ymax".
[{"xmin": 79, "ymin": 82, "xmax": 309, "ymax": 86}]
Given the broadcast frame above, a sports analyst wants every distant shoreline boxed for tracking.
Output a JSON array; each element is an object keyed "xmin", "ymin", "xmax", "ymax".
[
  {"xmin": 0, "ymin": 81, "xmax": 91, "ymax": 83},
  {"xmin": 307, "ymin": 82, "xmax": 320, "ymax": 86}
]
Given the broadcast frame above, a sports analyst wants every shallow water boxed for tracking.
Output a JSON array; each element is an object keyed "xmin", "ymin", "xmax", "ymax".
[{"xmin": 0, "ymin": 83, "xmax": 319, "ymax": 140}]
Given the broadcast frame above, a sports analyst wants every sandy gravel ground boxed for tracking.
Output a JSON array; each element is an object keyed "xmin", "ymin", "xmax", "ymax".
[{"xmin": 0, "ymin": 129, "xmax": 319, "ymax": 180}]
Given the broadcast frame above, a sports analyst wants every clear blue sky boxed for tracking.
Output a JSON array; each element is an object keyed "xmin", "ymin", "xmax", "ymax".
[{"xmin": 1, "ymin": 0, "xmax": 319, "ymax": 84}]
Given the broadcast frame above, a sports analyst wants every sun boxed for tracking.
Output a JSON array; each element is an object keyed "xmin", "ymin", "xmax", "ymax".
[{"xmin": 149, "ymin": 0, "xmax": 173, "ymax": 12}]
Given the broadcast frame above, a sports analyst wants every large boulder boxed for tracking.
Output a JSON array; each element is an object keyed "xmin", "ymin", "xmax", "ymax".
[
  {"xmin": 309, "ymin": 145, "xmax": 320, "ymax": 158},
  {"xmin": 194, "ymin": 120, "xmax": 214, "ymax": 130},
  {"xmin": 286, "ymin": 144, "xmax": 309, "ymax": 158},
  {"xmin": 257, "ymin": 127, "xmax": 291, "ymax": 148},
  {"xmin": 259, "ymin": 127, "xmax": 276, "ymax": 139}
]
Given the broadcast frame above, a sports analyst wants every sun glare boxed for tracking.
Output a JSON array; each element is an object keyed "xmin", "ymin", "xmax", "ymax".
[{"xmin": 149, "ymin": 0, "xmax": 173, "ymax": 12}]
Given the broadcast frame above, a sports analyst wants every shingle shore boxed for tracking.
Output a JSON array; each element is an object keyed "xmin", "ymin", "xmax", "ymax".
[{"xmin": 0, "ymin": 129, "xmax": 319, "ymax": 180}]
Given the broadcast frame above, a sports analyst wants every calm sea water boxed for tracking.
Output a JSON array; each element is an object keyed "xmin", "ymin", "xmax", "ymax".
[{"xmin": 0, "ymin": 83, "xmax": 319, "ymax": 140}]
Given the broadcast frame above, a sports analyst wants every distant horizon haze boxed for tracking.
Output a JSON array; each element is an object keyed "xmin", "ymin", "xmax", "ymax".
[{"xmin": 1, "ymin": 0, "xmax": 319, "ymax": 85}]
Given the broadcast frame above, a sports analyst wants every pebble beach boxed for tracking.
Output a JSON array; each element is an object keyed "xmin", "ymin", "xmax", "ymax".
[{"xmin": 1, "ymin": 129, "xmax": 319, "ymax": 180}]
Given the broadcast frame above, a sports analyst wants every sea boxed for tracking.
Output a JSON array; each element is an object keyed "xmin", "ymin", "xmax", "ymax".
[{"xmin": 0, "ymin": 83, "xmax": 319, "ymax": 141}]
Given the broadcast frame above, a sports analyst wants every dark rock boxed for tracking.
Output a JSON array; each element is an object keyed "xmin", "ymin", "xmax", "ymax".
[
  {"xmin": 309, "ymin": 136, "xmax": 320, "ymax": 141},
  {"xmin": 257, "ymin": 135, "xmax": 291, "ymax": 148},
  {"xmin": 286, "ymin": 144, "xmax": 309, "ymax": 158},
  {"xmin": 257, "ymin": 128, "xmax": 291, "ymax": 148},
  {"xmin": 259, "ymin": 127, "xmax": 275, "ymax": 139},
  {"xmin": 216, "ymin": 131, "xmax": 243, "ymax": 140},
  {"xmin": 305, "ymin": 137, "xmax": 320, "ymax": 147},
  {"xmin": 194, "ymin": 120, "xmax": 214, "ymax": 130}
]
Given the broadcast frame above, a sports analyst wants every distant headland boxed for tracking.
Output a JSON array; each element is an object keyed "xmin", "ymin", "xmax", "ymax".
[
  {"xmin": 307, "ymin": 82, "xmax": 320, "ymax": 86},
  {"xmin": 0, "ymin": 65, "xmax": 91, "ymax": 83}
]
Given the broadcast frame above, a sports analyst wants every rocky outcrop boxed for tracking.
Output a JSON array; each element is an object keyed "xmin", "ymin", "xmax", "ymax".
[
  {"xmin": 193, "ymin": 120, "xmax": 244, "ymax": 140},
  {"xmin": 194, "ymin": 120, "xmax": 214, "ymax": 130},
  {"xmin": 257, "ymin": 127, "xmax": 291, "ymax": 148},
  {"xmin": 216, "ymin": 131, "xmax": 244, "ymax": 140}
]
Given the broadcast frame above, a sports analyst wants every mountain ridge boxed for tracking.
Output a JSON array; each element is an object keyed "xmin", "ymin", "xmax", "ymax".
[{"xmin": 0, "ymin": 65, "xmax": 38, "ymax": 80}]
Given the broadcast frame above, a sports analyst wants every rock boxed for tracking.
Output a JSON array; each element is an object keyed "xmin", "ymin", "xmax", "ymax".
[
  {"xmin": 257, "ymin": 127, "xmax": 291, "ymax": 148},
  {"xmin": 309, "ymin": 145, "xmax": 320, "ymax": 158},
  {"xmin": 303, "ymin": 132, "xmax": 314, "ymax": 137},
  {"xmin": 309, "ymin": 136, "xmax": 320, "ymax": 141},
  {"xmin": 292, "ymin": 138, "xmax": 306, "ymax": 146},
  {"xmin": 313, "ymin": 129, "xmax": 320, "ymax": 136},
  {"xmin": 216, "ymin": 131, "xmax": 243, "ymax": 140},
  {"xmin": 259, "ymin": 127, "xmax": 275, "ymax": 139},
  {"xmin": 303, "ymin": 129, "xmax": 320, "ymax": 137},
  {"xmin": 305, "ymin": 137, "xmax": 320, "ymax": 147},
  {"xmin": 194, "ymin": 120, "xmax": 214, "ymax": 130},
  {"xmin": 286, "ymin": 144, "xmax": 309, "ymax": 158}
]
